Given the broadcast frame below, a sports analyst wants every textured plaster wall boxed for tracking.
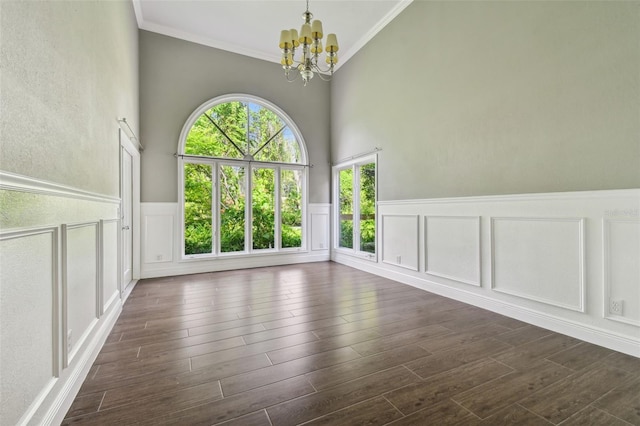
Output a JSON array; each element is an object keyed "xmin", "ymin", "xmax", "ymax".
[
  {"xmin": 331, "ymin": 1, "xmax": 640, "ymax": 200},
  {"xmin": 0, "ymin": 0, "xmax": 139, "ymax": 197},
  {"xmin": 139, "ymin": 31, "xmax": 331, "ymax": 203}
]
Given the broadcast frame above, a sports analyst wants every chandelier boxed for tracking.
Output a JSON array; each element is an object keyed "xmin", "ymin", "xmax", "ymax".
[{"xmin": 279, "ymin": 0, "xmax": 339, "ymax": 86}]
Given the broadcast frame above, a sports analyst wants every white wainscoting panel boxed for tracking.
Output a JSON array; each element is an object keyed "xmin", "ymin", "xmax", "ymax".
[
  {"xmin": 142, "ymin": 203, "xmax": 179, "ymax": 263},
  {"xmin": 0, "ymin": 227, "xmax": 59, "ymax": 426},
  {"xmin": 141, "ymin": 202, "xmax": 330, "ymax": 278},
  {"xmin": 603, "ymin": 219, "xmax": 640, "ymax": 326},
  {"xmin": 1, "ymin": 172, "xmax": 127, "ymax": 424},
  {"xmin": 339, "ymin": 190, "xmax": 640, "ymax": 357},
  {"xmin": 63, "ymin": 222, "xmax": 100, "ymax": 365},
  {"xmin": 491, "ymin": 217, "xmax": 585, "ymax": 312},
  {"xmin": 381, "ymin": 214, "xmax": 419, "ymax": 271},
  {"xmin": 101, "ymin": 219, "xmax": 120, "ymax": 314},
  {"xmin": 425, "ymin": 216, "xmax": 481, "ymax": 286}
]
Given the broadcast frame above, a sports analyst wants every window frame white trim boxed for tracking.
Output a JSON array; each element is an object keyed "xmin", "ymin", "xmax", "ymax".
[
  {"xmin": 332, "ymin": 153, "xmax": 378, "ymax": 262},
  {"xmin": 178, "ymin": 94, "xmax": 308, "ymax": 261}
]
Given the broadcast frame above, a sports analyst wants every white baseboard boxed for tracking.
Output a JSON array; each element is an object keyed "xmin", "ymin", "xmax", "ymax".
[
  {"xmin": 141, "ymin": 252, "xmax": 331, "ymax": 279},
  {"xmin": 42, "ymin": 301, "xmax": 122, "ymax": 425}
]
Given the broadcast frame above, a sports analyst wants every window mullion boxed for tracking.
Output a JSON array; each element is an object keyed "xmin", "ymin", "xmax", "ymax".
[
  {"xmin": 246, "ymin": 164, "xmax": 252, "ymax": 253},
  {"xmin": 353, "ymin": 164, "xmax": 360, "ymax": 254},
  {"xmin": 211, "ymin": 161, "xmax": 217, "ymax": 255},
  {"xmin": 275, "ymin": 167, "xmax": 282, "ymax": 250}
]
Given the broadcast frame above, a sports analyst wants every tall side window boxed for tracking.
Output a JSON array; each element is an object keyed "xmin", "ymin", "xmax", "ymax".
[
  {"xmin": 179, "ymin": 95, "xmax": 308, "ymax": 259},
  {"xmin": 333, "ymin": 154, "xmax": 377, "ymax": 259}
]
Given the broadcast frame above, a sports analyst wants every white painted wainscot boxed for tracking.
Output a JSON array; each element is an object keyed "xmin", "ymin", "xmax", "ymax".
[
  {"xmin": 140, "ymin": 203, "xmax": 331, "ymax": 278},
  {"xmin": 0, "ymin": 172, "xmax": 127, "ymax": 425},
  {"xmin": 333, "ymin": 189, "xmax": 640, "ymax": 357}
]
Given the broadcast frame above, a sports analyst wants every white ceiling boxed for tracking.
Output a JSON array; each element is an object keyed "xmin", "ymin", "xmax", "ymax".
[{"xmin": 133, "ymin": 0, "xmax": 412, "ymax": 69}]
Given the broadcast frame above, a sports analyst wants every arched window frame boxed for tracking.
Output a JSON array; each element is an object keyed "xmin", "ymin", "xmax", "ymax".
[{"xmin": 177, "ymin": 94, "xmax": 309, "ymax": 259}]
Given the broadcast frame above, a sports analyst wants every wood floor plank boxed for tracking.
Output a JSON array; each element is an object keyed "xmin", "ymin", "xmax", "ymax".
[
  {"xmin": 64, "ymin": 392, "xmax": 105, "ymax": 418},
  {"xmin": 242, "ymin": 316, "xmax": 346, "ymax": 344},
  {"xmin": 63, "ymin": 381, "xmax": 223, "ymax": 425},
  {"xmin": 520, "ymin": 365, "xmax": 636, "ymax": 424},
  {"xmin": 350, "ymin": 324, "xmax": 450, "ymax": 357},
  {"xmin": 491, "ymin": 324, "xmax": 552, "ymax": 347},
  {"xmin": 453, "ymin": 360, "xmax": 574, "ymax": 419},
  {"xmin": 99, "ymin": 354, "xmax": 271, "ymax": 411},
  {"xmin": 478, "ymin": 405, "xmax": 552, "ymax": 425},
  {"xmin": 386, "ymin": 399, "xmax": 482, "ymax": 426},
  {"xmin": 404, "ymin": 338, "xmax": 512, "ymax": 379},
  {"xmin": 305, "ymin": 344, "xmax": 431, "ymax": 390},
  {"xmin": 416, "ymin": 322, "xmax": 512, "ymax": 353},
  {"xmin": 266, "ymin": 366, "xmax": 420, "ymax": 426},
  {"xmin": 266, "ymin": 329, "xmax": 381, "ymax": 364},
  {"xmin": 220, "ymin": 346, "xmax": 361, "ymax": 395},
  {"xmin": 191, "ymin": 331, "xmax": 319, "ymax": 370},
  {"xmin": 558, "ymin": 405, "xmax": 632, "ymax": 426},
  {"xmin": 302, "ymin": 396, "xmax": 403, "ymax": 426},
  {"xmin": 214, "ymin": 410, "xmax": 272, "ymax": 426},
  {"xmin": 492, "ymin": 334, "xmax": 583, "ymax": 370},
  {"xmin": 591, "ymin": 375, "xmax": 640, "ymax": 425},
  {"xmin": 385, "ymin": 358, "xmax": 514, "ymax": 415},
  {"xmin": 546, "ymin": 341, "xmax": 615, "ymax": 371},
  {"xmin": 146, "ymin": 376, "xmax": 315, "ymax": 426}
]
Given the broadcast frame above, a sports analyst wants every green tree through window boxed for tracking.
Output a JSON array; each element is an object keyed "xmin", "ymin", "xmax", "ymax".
[{"xmin": 181, "ymin": 97, "xmax": 306, "ymax": 256}]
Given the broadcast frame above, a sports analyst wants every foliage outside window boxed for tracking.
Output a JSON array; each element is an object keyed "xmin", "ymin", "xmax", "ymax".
[
  {"xmin": 180, "ymin": 97, "xmax": 306, "ymax": 257},
  {"xmin": 335, "ymin": 156, "xmax": 376, "ymax": 257}
]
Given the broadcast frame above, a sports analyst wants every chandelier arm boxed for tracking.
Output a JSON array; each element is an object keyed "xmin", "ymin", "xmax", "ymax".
[{"xmin": 285, "ymin": 70, "xmax": 300, "ymax": 83}]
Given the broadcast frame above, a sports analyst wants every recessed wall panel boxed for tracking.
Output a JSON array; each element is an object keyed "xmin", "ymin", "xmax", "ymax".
[
  {"xmin": 425, "ymin": 216, "xmax": 481, "ymax": 286},
  {"xmin": 64, "ymin": 223, "xmax": 99, "ymax": 362},
  {"xmin": 0, "ymin": 229, "xmax": 57, "ymax": 426},
  {"xmin": 604, "ymin": 219, "xmax": 640, "ymax": 325},
  {"xmin": 144, "ymin": 215, "xmax": 174, "ymax": 263},
  {"xmin": 382, "ymin": 214, "xmax": 419, "ymax": 271},
  {"xmin": 491, "ymin": 217, "xmax": 584, "ymax": 311},
  {"xmin": 311, "ymin": 213, "xmax": 329, "ymax": 251},
  {"xmin": 101, "ymin": 219, "xmax": 119, "ymax": 312}
]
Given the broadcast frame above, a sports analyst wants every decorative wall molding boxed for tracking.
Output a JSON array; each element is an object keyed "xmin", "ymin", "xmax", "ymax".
[
  {"xmin": 425, "ymin": 215, "xmax": 481, "ymax": 287},
  {"xmin": 381, "ymin": 214, "xmax": 420, "ymax": 271},
  {"xmin": 378, "ymin": 188, "xmax": 640, "ymax": 206},
  {"xmin": 100, "ymin": 219, "xmax": 120, "ymax": 315},
  {"xmin": 603, "ymin": 218, "xmax": 640, "ymax": 326},
  {"xmin": 0, "ymin": 170, "xmax": 120, "ymax": 204},
  {"xmin": 61, "ymin": 222, "xmax": 101, "ymax": 367},
  {"xmin": 337, "ymin": 189, "xmax": 640, "ymax": 358},
  {"xmin": 490, "ymin": 217, "xmax": 585, "ymax": 312},
  {"xmin": 309, "ymin": 204, "xmax": 331, "ymax": 251},
  {"xmin": 0, "ymin": 226, "xmax": 60, "ymax": 426}
]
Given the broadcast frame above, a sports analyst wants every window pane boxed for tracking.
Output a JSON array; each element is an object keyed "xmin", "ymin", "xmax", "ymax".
[
  {"xmin": 254, "ymin": 126, "xmax": 301, "ymax": 164},
  {"xmin": 252, "ymin": 168, "xmax": 275, "ymax": 250},
  {"xmin": 185, "ymin": 102, "xmax": 246, "ymax": 159},
  {"xmin": 359, "ymin": 163, "xmax": 376, "ymax": 253},
  {"xmin": 220, "ymin": 165, "xmax": 246, "ymax": 253},
  {"xmin": 184, "ymin": 163, "xmax": 212, "ymax": 255},
  {"xmin": 281, "ymin": 169, "xmax": 302, "ymax": 248},
  {"xmin": 339, "ymin": 168, "xmax": 353, "ymax": 249}
]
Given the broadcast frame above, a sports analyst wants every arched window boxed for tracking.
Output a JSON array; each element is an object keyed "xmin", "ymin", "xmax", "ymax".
[{"xmin": 178, "ymin": 95, "xmax": 307, "ymax": 258}]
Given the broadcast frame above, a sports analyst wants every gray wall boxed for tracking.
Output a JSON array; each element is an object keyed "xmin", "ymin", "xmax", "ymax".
[
  {"xmin": 331, "ymin": 1, "xmax": 640, "ymax": 201},
  {"xmin": 139, "ymin": 31, "xmax": 331, "ymax": 203},
  {"xmin": 1, "ymin": 0, "xmax": 139, "ymax": 197}
]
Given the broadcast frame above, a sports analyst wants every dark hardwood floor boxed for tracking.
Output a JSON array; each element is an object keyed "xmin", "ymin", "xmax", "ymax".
[{"xmin": 63, "ymin": 262, "xmax": 640, "ymax": 425}]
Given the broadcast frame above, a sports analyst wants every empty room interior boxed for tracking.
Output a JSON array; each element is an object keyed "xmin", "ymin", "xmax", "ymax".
[{"xmin": 1, "ymin": 0, "xmax": 639, "ymax": 425}]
